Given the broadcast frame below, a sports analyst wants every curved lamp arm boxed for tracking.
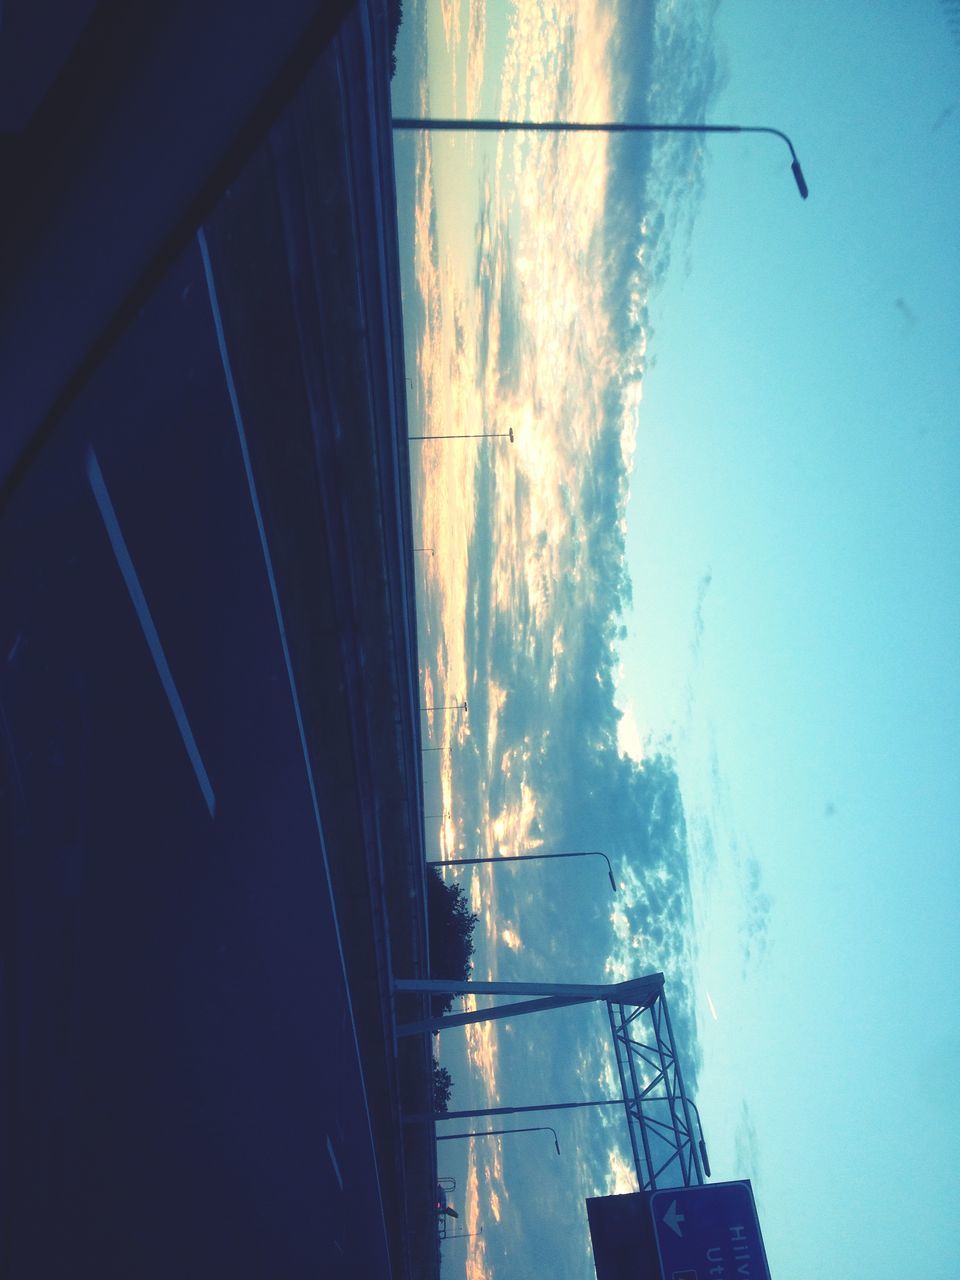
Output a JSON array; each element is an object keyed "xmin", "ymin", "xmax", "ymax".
[
  {"xmin": 393, "ymin": 118, "xmax": 809, "ymax": 200},
  {"xmin": 428, "ymin": 850, "xmax": 618, "ymax": 893}
]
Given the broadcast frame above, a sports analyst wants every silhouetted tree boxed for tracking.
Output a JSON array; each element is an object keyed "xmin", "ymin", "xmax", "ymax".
[
  {"xmin": 426, "ymin": 866, "xmax": 478, "ymax": 1014},
  {"xmin": 432, "ymin": 1059, "xmax": 453, "ymax": 1113},
  {"xmin": 387, "ymin": 0, "xmax": 403, "ymax": 78}
]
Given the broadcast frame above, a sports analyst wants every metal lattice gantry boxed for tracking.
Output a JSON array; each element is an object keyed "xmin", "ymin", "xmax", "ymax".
[
  {"xmin": 607, "ymin": 986, "xmax": 706, "ymax": 1191},
  {"xmin": 394, "ymin": 972, "xmax": 707, "ymax": 1193}
]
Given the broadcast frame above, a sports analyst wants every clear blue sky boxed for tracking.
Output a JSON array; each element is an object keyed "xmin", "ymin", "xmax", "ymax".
[
  {"xmin": 393, "ymin": 3, "xmax": 960, "ymax": 1277},
  {"xmin": 623, "ymin": 4, "xmax": 960, "ymax": 1276}
]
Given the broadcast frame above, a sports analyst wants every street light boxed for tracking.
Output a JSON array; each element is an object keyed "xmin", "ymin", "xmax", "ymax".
[
  {"xmin": 410, "ymin": 1097, "xmax": 628, "ymax": 1124},
  {"xmin": 409, "ymin": 427, "xmax": 515, "ymax": 442},
  {"xmin": 437, "ymin": 1125, "xmax": 561, "ymax": 1156},
  {"xmin": 414, "ymin": 546, "xmax": 435, "ymax": 554},
  {"xmin": 443, "ymin": 1227, "xmax": 484, "ymax": 1242},
  {"xmin": 393, "ymin": 117, "xmax": 809, "ymax": 199},
  {"xmin": 428, "ymin": 849, "xmax": 618, "ymax": 893},
  {"xmin": 685, "ymin": 1097, "xmax": 712, "ymax": 1178},
  {"xmin": 422, "ymin": 701, "xmax": 468, "ymax": 714}
]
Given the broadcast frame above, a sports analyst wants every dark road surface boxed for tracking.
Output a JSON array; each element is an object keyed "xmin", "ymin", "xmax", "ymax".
[{"xmin": 0, "ymin": 231, "xmax": 392, "ymax": 1277}]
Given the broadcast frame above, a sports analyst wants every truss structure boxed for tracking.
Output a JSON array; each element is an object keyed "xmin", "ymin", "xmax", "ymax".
[
  {"xmin": 607, "ymin": 985, "xmax": 705, "ymax": 1190},
  {"xmin": 394, "ymin": 972, "xmax": 706, "ymax": 1192}
]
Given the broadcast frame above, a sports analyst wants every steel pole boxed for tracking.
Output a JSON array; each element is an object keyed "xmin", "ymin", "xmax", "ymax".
[
  {"xmin": 408, "ymin": 1098, "xmax": 624, "ymax": 1124},
  {"xmin": 392, "ymin": 117, "xmax": 809, "ymax": 198},
  {"xmin": 428, "ymin": 849, "xmax": 617, "ymax": 891}
]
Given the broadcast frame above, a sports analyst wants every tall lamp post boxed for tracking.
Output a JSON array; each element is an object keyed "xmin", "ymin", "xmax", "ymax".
[
  {"xmin": 393, "ymin": 118, "xmax": 808, "ymax": 199},
  {"xmin": 428, "ymin": 849, "xmax": 618, "ymax": 893},
  {"xmin": 410, "ymin": 1096, "xmax": 628, "ymax": 1124},
  {"xmin": 437, "ymin": 1125, "xmax": 562, "ymax": 1156},
  {"xmin": 410, "ymin": 427, "xmax": 515, "ymax": 442}
]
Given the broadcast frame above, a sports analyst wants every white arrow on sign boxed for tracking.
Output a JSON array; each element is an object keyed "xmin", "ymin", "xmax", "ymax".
[{"xmin": 662, "ymin": 1200, "xmax": 685, "ymax": 1238}]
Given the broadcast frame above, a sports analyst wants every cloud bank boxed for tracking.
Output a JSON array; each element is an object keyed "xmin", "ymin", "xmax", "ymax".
[{"xmin": 407, "ymin": 1, "xmax": 725, "ymax": 1274}]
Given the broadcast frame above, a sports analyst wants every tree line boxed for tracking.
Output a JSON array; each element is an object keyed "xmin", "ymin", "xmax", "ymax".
[{"xmin": 426, "ymin": 866, "xmax": 478, "ymax": 1111}]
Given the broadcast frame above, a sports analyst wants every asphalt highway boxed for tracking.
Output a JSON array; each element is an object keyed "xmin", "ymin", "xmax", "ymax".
[{"xmin": 0, "ymin": 230, "xmax": 392, "ymax": 1278}]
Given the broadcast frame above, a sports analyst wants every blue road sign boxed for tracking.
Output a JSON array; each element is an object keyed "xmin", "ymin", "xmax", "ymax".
[{"xmin": 649, "ymin": 1181, "xmax": 771, "ymax": 1280}]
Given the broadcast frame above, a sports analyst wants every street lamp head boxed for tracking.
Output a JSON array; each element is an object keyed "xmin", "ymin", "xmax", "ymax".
[
  {"xmin": 791, "ymin": 158, "xmax": 809, "ymax": 199},
  {"xmin": 508, "ymin": 427, "xmax": 515, "ymax": 443},
  {"xmin": 608, "ymin": 869, "xmax": 618, "ymax": 893},
  {"xmin": 396, "ymin": 116, "xmax": 810, "ymax": 205},
  {"xmin": 554, "ymin": 1137, "xmax": 561, "ymax": 1156}
]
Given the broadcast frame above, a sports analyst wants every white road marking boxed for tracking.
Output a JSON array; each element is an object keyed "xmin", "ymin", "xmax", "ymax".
[
  {"xmin": 86, "ymin": 445, "xmax": 216, "ymax": 818},
  {"xmin": 326, "ymin": 1135, "xmax": 344, "ymax": 1191},
  {"xmin": 198, "ymin": 226, "xmax": 392, "ymax": 1261}
]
